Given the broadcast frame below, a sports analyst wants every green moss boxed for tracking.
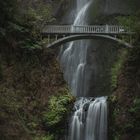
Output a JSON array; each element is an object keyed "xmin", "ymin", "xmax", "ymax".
[{"xmin": 111, "ymin": 49, "xmax": 128, "ymax": 90}]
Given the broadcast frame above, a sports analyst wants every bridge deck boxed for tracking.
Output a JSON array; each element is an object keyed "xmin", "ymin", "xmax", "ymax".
[{"xmin": 42, "ymin": 25, "xmax": 131, "ymax": 35}]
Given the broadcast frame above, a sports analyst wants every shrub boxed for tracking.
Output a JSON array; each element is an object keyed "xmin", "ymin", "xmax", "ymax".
[
  {"xmin": 42, "ymin": 89, "xmax": 74, "ymax": 129},
  {"xmin": 34, "ymin": 134, "xmax": 54, "ymax": 140}
]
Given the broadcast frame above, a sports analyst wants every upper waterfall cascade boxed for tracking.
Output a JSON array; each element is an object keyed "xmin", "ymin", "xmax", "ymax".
[{"xmin": 60, "ymin": 0, "xmax": 92, "ymax": 97}]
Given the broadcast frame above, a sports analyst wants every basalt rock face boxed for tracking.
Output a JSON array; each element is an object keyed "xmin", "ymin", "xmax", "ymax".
[
  {"xmin": 86, "ymin": 40, "xmax": 120, "ymax": 97},
  {"xmin": 50, "ymin": 0, "xmax": 74, "ymax": 24},
  {"xmin": 60, "ymin": 0, "xmax": 136, "ymax": 25},
  {"xmin": 88, "ymin": 0, "xmax": 140, "ymax": 24},
  {"xmin": 91, "ymin": 0, "xmax": 132, "ymax": 15},
  {"xmin": 80, "ymin": 0, "xmax": 139, "ymax": 97}
]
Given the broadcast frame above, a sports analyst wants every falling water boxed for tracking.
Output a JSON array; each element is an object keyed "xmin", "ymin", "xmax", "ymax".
[
  {"xmin": 69, "ymin": 98, "xmax": 91, "ymax": 140},
  {"xmin": 85, "ymin": 97, "xmax": 107, "ymax": 140},
  {"xmin": 69, "ymin": 97, "xmax": 107, "ymax": 140},
  {"xmin": 60, "ymin": 0, "xmax": 92, "ymax": 97},
  {"xmin": 59, "ymin": 0, "xmax": 108, "ymax": 140}
]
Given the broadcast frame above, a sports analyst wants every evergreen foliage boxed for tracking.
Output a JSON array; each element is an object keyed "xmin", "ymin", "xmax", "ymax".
[
  {"xmin": 0, "ymin": 0, "xmax": 54, "ymax": 49},
  {"xmin": 117, "ymin": 10, "xmax": 140, "ymax": 43}
]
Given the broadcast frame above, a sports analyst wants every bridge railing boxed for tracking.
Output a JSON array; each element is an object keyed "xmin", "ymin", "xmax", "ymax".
[{"xmin": 43, "ymin": 25, "xmax": 130, "ymax": 34}]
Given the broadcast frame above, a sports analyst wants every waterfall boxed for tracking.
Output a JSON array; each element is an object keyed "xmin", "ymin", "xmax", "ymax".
[
  {"xmin": 59, "ymin": 0, "xmax": 108, "ymax": 140},
  {"xmin": 69, "ymin": 97, "xmax": 107, "ymax": 140},
  {"xmin": 85, "ymin": 97, "xmax": 107, "ymax": 140},
  {"xmin": 60, "ymin": 0, "xmax": 91, "ymax": 97},
  {"xmin": 69, "ymin": 98, "xmax": 91, "ymax": 140}
]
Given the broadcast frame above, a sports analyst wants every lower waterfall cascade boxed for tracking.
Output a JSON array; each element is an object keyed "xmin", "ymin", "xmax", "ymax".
[{"xmin": 68, "ymin": 97, "xmax": 107, "ymax": 140}]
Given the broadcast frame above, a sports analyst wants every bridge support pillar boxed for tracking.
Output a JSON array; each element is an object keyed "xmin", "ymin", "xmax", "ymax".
[
  {"xmin": 47, "ymin": 35, "xmax": 50, "ymax": 44},
  {"xmin": 61, "ymin": 36, "xmax": 65, "ymax": 48},
  {"xmin": 55, "ymin": 35, "xmax": 58, "ymax": 41},
  {"xmin": 129, "ymin": 35, "xmax": 132, "ymax": 44}
]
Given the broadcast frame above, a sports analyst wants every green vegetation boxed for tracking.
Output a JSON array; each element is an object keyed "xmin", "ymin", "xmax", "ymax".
[
  {"xmin": 110, "ymin": 97, "xmax": 140, "ymax": 140},
  {"xmin": 42, "ymin": 90, "xmax": 74, "ymax": 129},
  {"xmin": 111, "ymin": 49, "xmax": 128, "ymax": 90},
  {"xmin": 42, "ymin": 89, "xmax": 74, "ymax": 139},
  {"xmin": 117, "ymin": 10, "xmax": 140, "ymax": 44},
  {"xmin": 109, "ymin": 5, "xmax": 140, "ymax": 139},
  {"xmin": 109, "ymin": 46, "xmax": 140, "ymax": 140},
  {"xmin": 0, "ymin": 0, "xmax": 74, "ymax": 139},
  {"xmin": 0, "ymin": 0, "xmax": 54, "ymax": 49},
  {"xmin": 34, "ymin": 135, "xmax": 54, "ymax": 140},
  {"xmin": 0, "ymin": 42, "xmax": 74, "ymax": 139},
  {"xmin": 129, "ymin": 99, "xmax": 140, "ymax": 113},
  {"xmin": 1, "ymin": 0, "xmax": 140, "ymax": 140}
]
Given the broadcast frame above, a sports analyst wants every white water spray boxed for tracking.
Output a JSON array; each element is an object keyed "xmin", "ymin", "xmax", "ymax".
[{"xmin": 69, "ymin": 97, "xmax": 107, "ymax": 140}]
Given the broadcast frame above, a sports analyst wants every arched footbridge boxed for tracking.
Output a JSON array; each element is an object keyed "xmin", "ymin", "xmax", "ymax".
[{"xmin": 42, "ymin": 25, "xmax": 134, "ymax": 48}]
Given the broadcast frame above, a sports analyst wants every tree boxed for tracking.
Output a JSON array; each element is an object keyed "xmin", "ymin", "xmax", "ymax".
[{"xmin": 0, "ymin": 0, "xmax": 17, "ymax": 27}]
